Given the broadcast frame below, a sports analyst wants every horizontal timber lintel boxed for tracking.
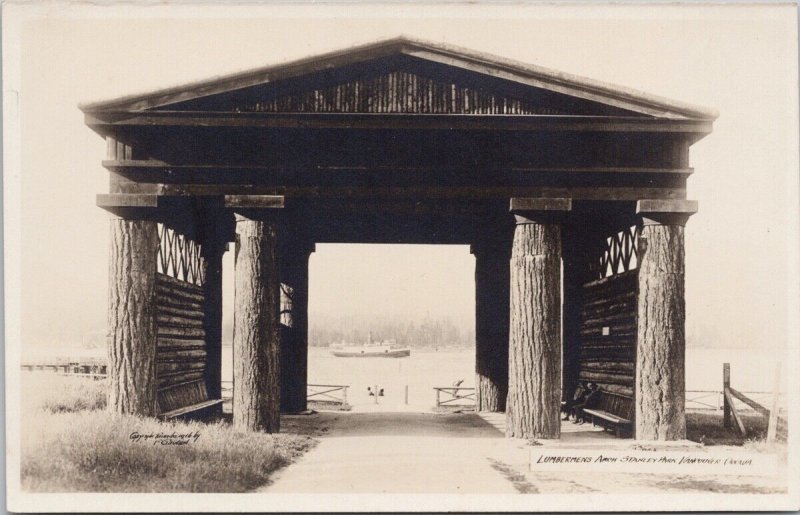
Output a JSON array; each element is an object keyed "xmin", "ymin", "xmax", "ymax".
[
  {"xmin": 224, "ymin": 195, "xmax": 285, "ymax": 209},
  {"xmin": 85, "ymin": 111, "xmax": 714, "ymax": 135},
  {"xmin": 102, "ymin": 160, "xmax": 695, "ymax": 176}
]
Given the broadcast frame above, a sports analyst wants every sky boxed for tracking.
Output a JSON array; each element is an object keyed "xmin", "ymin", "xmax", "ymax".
[{"xmin": 5, "ymin": 4, "xmax": 798, "ymax": 355}]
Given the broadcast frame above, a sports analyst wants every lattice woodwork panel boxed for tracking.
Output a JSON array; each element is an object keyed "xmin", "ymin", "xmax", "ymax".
[
  {"xmin": 234, "ymin": 71, "xmax": 566, "ymax": 115},
  {"xmin": 157, "ymin": 224, "xmax": 205, "ymax": 286},
  {"xmin": 596, "ymin": 225, "xmax": 642, "ymax": 279}
]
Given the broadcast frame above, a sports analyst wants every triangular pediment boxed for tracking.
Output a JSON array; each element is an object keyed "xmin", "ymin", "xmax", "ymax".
[{"xmin": 80, "ymin": 37, "xmax": 718, "ymax": 120}]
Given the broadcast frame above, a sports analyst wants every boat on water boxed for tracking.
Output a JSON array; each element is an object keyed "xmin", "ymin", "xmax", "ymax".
[{"xmin": 329, "ymin": 338, "xmax": 411, "ymax": 358}]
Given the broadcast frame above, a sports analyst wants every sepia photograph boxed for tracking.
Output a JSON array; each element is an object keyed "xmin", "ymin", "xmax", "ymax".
[{"xmin": 3, "ymin": 2, "xmax": 799, "ymax": 512}]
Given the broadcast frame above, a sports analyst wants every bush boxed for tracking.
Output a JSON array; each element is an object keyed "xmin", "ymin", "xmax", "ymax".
[{"xmin": 24, "ymin": 375, "xmax": 108, "ymax": 413}]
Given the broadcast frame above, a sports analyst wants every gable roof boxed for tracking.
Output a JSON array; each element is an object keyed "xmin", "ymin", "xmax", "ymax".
[{"xmin": 79, "ymin": 36, "xmax": 718, "ymax": 120}]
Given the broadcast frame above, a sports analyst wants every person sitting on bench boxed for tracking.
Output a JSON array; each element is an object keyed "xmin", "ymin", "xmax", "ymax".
[
  {"xmin": 562, "ymin": 381, "xmax": 589, "ymax": 421},
  {"xmin": 572, "ymin": 382, "xmax": 602, "ymax": 424}
]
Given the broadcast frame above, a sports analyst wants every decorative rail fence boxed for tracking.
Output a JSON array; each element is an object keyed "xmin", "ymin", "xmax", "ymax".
[
  {"xmin": 434, "ymin": 386, "xmax": 475, "ymax": 407},
  {"xmin": 21, "ymin": 362, "xmax": 107, "ymax": 380},
  {"xmin": 307, "ymin": 384, "xmax": 349, "ymax": 407},
  {"xmin": 723, "ymin": 362, "xmax": 787, "ymax": 443}
]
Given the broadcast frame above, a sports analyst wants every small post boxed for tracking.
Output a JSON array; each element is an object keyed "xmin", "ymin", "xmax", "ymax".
[
  {"xmin": 374, "ymin": 384, "xmax": 378, "ymax": 404},
  {"xmin": 405, "ymin": 385, "xmax": 409, "ymax": 405},
  {"xmin": 342, "ymin": 386, "xmax": 348, "ymax": 408},
  {"xmin": 767, "ymin": 362, "xmax": 781, "ymax": 443},
  {"xmin": 723, "ymin": 363, "xmax": 731, "ymax": 428},
  {"xmin": 436, "ymin": 388, "xmax": 440, "ymax": 407}
]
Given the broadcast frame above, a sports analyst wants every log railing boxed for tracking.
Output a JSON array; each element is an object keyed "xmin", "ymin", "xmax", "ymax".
[
  {"xmin": 723, "ymin": 362, "xmax": 786, "ymax": 442},
  {"xmin": 307, "ymin": 384, "xmax": 349, "ymax": 407},
  {"xmin": 434, "ymin": 386, "xmax": 475, "ymax": 407}
]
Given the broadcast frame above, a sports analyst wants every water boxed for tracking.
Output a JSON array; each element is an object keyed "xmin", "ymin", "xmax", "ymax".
[{"xmin": 220, "ymin": 345, "xmax": 783, "ymax": 407}]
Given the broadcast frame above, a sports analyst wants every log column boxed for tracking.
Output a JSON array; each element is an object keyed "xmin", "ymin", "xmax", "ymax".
[
  {"xmin": 471, "ymin": 239, "xmax": 511, "ymax": 412},
  {"xmin": 506, "ymin": 198, "xmax": 571, "ymax": 439},
  {"xmin": 200, "ymin": 205, "xmax": 228, "ymax": 408},
  {"xmin": 232, "ymin": 212, "xmax": 281, "ymax": 432},
  {"xmin": 107, "ymin": 217, "xmax": 159, "ymax": 416},
  {"xmin": 635, "ymin": 200, "xmax": 697, "ymax": 440},
  {"xmin": 280, "ymin": 239, "xmax": 314, "ymax": 413}
]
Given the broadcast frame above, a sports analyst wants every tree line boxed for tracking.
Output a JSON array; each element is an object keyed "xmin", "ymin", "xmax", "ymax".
[{"xmin": 308, "ymin": 314, "xmax": 475, "ymax": 348}]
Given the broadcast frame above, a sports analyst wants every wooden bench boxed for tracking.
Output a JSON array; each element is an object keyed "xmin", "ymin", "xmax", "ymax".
[
  {"xmin": 158, "ymin": 379, "xmax": 224, "ymax": 420},
  {"xmin": 583, "ymin": 391, "xmax": 634, "ymax": 438}
]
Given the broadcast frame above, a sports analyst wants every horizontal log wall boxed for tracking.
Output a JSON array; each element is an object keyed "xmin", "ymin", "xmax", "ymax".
[
  {"xmin": 578, "ymin": 270, "xmax": 638, "ymax": 397},
  {"xmin": 155, "ymin": 273, "xmax": 209, "ymax": 411}
]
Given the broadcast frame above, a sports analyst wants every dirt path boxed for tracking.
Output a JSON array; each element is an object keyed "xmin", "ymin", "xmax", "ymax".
[
  {"xmin": 263, "ymin": 412, "xmax": 519, "ymax": 493},
  {"xmin": 263, "ymin": 411, "xmax": 788, "ymax": 496}
]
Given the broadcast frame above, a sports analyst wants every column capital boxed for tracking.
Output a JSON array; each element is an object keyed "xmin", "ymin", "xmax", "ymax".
[
  {"xmin": 226, "ymin": 195, "xmax": 285, "ymax": 222},
  {"xmin": 636, "ymin": 199, "xmax": 697, "ymax": 226},
  {"xmin": 509, "ymin": 197, "xmax": 572, "ymax": 225}
]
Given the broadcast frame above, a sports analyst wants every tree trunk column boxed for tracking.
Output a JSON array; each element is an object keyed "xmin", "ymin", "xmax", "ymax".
[
  {"xmin": 107, "ymin": 218, "xmax": 159, "ymax": 416},
  {"xmin": 506, "ymin": 198, "xmax": 570, "ymax": 439},
  {"xmin": 472, "ymin": 242, "xmax": 510, "ymax": 412},
  {"xmin": 635, "ymin": 200, "xmax": 696, "ymax": 440},
  {"xmin": 200, "ymin": 209, "xmax": 227, "ymax": 409},
  {"xmin": 280, "ymin": 241, "xmax": 313, "ymax": 413},
  {"xmin": 233, "ymin": 213, "xmax": 281, "ymax": 433}
]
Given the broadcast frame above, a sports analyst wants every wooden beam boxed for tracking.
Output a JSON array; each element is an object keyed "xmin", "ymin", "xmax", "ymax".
[
  {"xmin": 97, "ymin": 193, "xmax": 159, "ymax": 208},
  {"xmin": 729, "ymin": 387, "xmax": 770, "ymax": 418},
  {"xmin": 224, "ymin": 195, "xmax": 285, "ymax": 209},
  {"xmin": 102, "ymin": 159, "xmax": 694, "ymax": 176},
  {"xmin": 85, "ymin": 111, "xmax": 713, "ymax": 135},
  {"xmin": 509, "ymin": 197, "xmax": 572, "ymax": 212},
  {"xmin": 114, "ymin": 184, "xmax": 686, "ymax": 202},
  {"xmin": 724, "ymin": 387, "xmax": 747, "ymax": 436}
]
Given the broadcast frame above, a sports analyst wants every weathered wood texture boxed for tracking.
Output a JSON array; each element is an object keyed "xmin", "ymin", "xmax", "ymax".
[
  {"xmin": 578, "ymin": 271, "xmax": 638, "ymax": 398},
  {"xmin": 474, "ymin": 247, "xmax": 510, "ymax": 412},
  {"xmin": 507, "ymin": 222, "xmax": 561, "ymax": 439},
  {"xmin": 232, "ymin": 71, "xmax": 568, "ymax": 115},
  {"xmin": 200, "ymin": 231, "xmax": 225, "ymax": 405},
  {"xmin": 233, "ymin": 217, "xmax": 281, "ymax": 433},
  {"xmin": 107, "ymin": 219, "xmax": 159, "ymax": 416},
  {"xmin": 635, "ymin": 224, "xmax": 686, "ymax": 440},
  {"xmin": 280, "ymin": 246, "xmax": 311, "ymax": 413}
]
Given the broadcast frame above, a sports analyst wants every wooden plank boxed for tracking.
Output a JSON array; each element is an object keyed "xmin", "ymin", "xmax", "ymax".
[
  {"xmin": 157, "ymin": 284, "xmax": 205, "ymax": 304},
  {"xmin": 157, "ymin": 361, "xmax": 206, "ymax": 374},
  {"xmin": 158, "ymin": 326, "xmax": 206, "ymax": 339},
  {"xmin": 156, "ymin": 274, "xmax": 204, "ymax": 295},
  {"xmin": 97, "ymin": 193, "xmax": 159, "ymax": 208},
  {"xmin": 156, "ymin": 295, "xmax": 204, "ymax": 311},
  {"xmin": 724, "ymin": 387, "xmax": 747, "ymax": 436},
  {"xmin": 729, "ymin": 387, "xmax": 770, "ymax": 417},
  {"xmin": 85, "ymin": 111, "xmax": 713, "ymax": 134},
  {"xmin": 223, "ymin": 195, "xmax": 285, "ymax": 209},
  {"xmin": 156, "ymin": 348, "xmax": 207, "ymax": 361},
  {"xmin": 158, "ymin": 370, "xmax": 206, "ymax": 388},
  {"xmin": 102, "ymin": 159, "xmax": 694, "ymax": 176},
  {"xmin": 157, "ymin": 304, "xmax": 205, "ymax": 320},
  {"xmin": 160, "ymin": 399, "xmax": 225, "ymax": 420},
  {"xmin": 157, "ymin": 337, "xmax": 206, "ymax": 349},
  {"xmin": 157, "ymin": 314, "xmax": 204, "ymax": 328},
  {"xmin": 767, "ymin": 363, "xmax": 781, "ymax": 443},
  {"xmin": 509, "ymin": 197, "xmax": 571, "ymax": 212}
]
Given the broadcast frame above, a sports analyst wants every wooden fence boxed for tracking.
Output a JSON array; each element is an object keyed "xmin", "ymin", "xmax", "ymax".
[
  {"xmin": 434, "ymin": 386, "xmax": 475, "ymax": 407},
  {"xmin": 723, "ymin": 362, "xmax": 786, "ymax": 442}
]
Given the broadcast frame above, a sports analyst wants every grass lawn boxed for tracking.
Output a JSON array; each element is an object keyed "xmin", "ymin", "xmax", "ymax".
[
  {"xmin": 686, "ymin": 410, "xmax": 769, "ymax": 446},
  {"xmin": 21, "ymin": 374, "xmax": 316, "ymax": 492}
]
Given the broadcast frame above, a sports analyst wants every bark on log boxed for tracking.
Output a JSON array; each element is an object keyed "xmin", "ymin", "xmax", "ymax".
[
  {"xmin": 507, "ymin": 222, "xmax": 562, "ymax": 439},
  {"xmin": 233, "ymin": 216, "xmax": 281, "ymax": 433},
  {"xmin": 474, "ymin": 246, "xmax": 509, "ymax": 412},
  {"xmin": 107, "ymin": 219, "xmax": 159, "ymax": 416},
  {"xmin": 636, "ymin": 224, "xmax": 686, "ymax": 440}
]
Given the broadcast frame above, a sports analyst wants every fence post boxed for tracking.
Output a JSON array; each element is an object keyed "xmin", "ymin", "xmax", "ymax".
[
  {"xmin": 374, "ymin": 384, "xmax": 378, "ymax": 404},
  {"xmin": 767, "ymin": 362, "xmax": 781, "ymax": 443},
  {"xmin": 342, "ymin": 386, "xmax": 348, "ymax": 408},
  {"xmin": 723, "ymin": 363, "xmax": 731, "ymax": 429},
  {"xmin": 436, "ymin": 388, "xmax": 440, "ymax": 407}
]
